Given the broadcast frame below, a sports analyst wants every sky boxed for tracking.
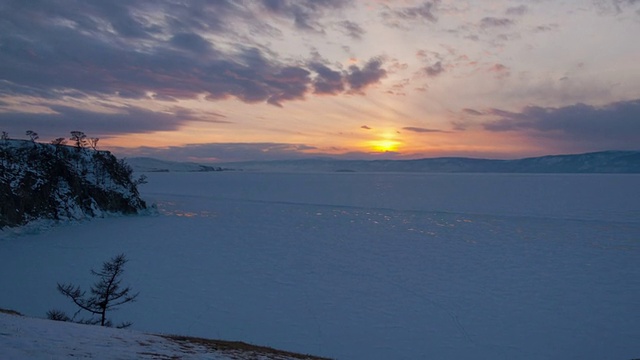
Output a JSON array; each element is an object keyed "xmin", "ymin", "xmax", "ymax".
[{"xmin": 1, "ymin": 0, "xmax": 639, "ymax": 162}]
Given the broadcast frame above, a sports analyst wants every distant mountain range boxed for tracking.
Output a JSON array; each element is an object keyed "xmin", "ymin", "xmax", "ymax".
[
  {"xmin": 125, "ymin": 157, "xmax": 227, "ymax": 173},
  {"xmin": 129, "ymin": 151, "xmax": 640, "ymax": 173}
]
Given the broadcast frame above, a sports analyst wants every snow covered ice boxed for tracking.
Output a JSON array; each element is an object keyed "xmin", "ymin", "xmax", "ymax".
[{"xmin": 1, "ymin": 172, "xmax": 639, "ymax": 359}]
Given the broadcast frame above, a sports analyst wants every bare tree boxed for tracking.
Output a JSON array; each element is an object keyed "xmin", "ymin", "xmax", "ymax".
[
  {"xmin": 50, "ymin": 253, "xmax": 139, "ymax": 328},
  {"xmin": 26, "ymin": 130, "xmax": 39, "ymax": 142},
  {"xmin": 70, "ymin": 131, "xmax": 87, "ymax": 149},
  {"xmin": 1, "ymin": 131, "xmax": 9, "ymax": 140},
  {"xmin": 51, "ymin": 137, "xmax": 67, "ymax": 146},
  {"xmin": 89, "ymin": 137, "xmax": 99, "ymax": 150}
]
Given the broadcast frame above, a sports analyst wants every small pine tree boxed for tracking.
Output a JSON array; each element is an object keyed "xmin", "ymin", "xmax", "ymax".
[{"xmin": 50, "ymin": 253, "xmax": 139, "ymax": 328}]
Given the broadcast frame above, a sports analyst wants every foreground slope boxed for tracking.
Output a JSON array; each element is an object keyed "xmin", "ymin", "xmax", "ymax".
[{"xmin": 0, "ymin": 311, "xmax": 329, "ymax": 360}]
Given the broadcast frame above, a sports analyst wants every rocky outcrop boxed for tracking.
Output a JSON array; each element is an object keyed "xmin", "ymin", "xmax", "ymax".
[{"xmin": 0, "ymin": 140, "xmax": 146, "ymax": 228}]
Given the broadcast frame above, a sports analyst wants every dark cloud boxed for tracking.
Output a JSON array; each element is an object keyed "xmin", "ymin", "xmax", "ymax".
[
  {"xmin": 336, "ymin": 20, "xmax": 365, "ymax": 39},
  {"xmin": 402, "ymin": 127, "xmax": 446, "ymax": 133},
  {"xmin": 309, "ymin": 62, "xmax": 345, "ymax": 94},
  {"xmin": 0, "ymin": 0, "xmax": 383, "ymax": 110},
  {"xmin": 479, "ymin": 17, "xmax": 515, "ymax": 28},
  {"xmin": 346, "ymin": 58, "xmax": 387, "ymax": 92},
  {"xmin": 483, "ymin": 99, "xmax": 640, "ymax": 149},
  {"xmin": 260, "ymin": 0, "xmax": 353, "ymax": 32},
  {"xmin": 170, "ymin": 33, "xmax": 213, "ymax": 54},
  {"xmin": 0, "ymin": 105, "xmax": 206, "ymax": 140},
  {"xmin": 462, "ymin": 108, "xmax": 484, "ymax": 116},
  {"xmin": 381, "ymin": 1, "xmax": 440, "ymax": 27},
  {"xmin": 361, "ymin": 125, "xmax": 372, "ymax": 130},
  {"xmin": 425, "ymin": 61, "xmax": 445, "ymax": 77}
]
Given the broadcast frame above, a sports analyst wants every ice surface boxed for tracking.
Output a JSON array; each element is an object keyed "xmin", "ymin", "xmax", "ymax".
[{"xmin": 1, "ymin": 172, "xmax": 639, "ymax": 359}]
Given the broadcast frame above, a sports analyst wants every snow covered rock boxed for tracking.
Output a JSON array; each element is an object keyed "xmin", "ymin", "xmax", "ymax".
[{"xmin": 0, "ymin": 139, "xmax": 146, "ymax": 228}]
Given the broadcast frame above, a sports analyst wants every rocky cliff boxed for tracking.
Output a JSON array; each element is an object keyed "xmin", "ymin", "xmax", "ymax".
[{"xmin": 0, "ymin": 139, "xmax": 146, "ymax": 228}]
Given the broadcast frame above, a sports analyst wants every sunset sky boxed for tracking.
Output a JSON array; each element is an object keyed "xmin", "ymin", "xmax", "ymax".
[{"xmin": 1, "ymin": 0, "xmax": 639, "ymax": 162}]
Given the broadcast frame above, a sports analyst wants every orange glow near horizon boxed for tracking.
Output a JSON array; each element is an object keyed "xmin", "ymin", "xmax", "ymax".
[{"xmin": 369, "ymin": 138, "xmax": 401, "ymax": 153}]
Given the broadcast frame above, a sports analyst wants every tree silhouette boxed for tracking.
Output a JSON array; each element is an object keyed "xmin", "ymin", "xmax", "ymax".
[
  {"xmin": 50, "ymin": 253, "xmax": 139, "ymax": 328},
  {"xmin": 89, "ymin": 137, "xmax": 99, "ymax": 150},
  {"xmin": 51, "ymin": 137, "xmax": 67, "ymax": 146},
  {"xmin": 70, "ymin": 131, "xmax": 87, "ymax": 149},
  {"xmin": 26, "ymin": 130, "xmax": 39, "ymax": 142}
]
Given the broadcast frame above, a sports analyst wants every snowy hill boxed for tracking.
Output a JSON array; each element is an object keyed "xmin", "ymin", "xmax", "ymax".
[
  {"xmin": 0, "ymin": 311, "xmax": 328, "ymax": 360},
  {"xmin": 0, "ymin": 139, "xmax": 147, "ymax": 228},
  {"xmin": 215, "ymin": 150, "xmax": 640, "ymax": 173}
]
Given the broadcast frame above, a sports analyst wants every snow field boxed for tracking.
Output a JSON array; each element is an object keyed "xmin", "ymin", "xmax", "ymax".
[{"xmin": 1, "ymin": 172, "xmax": 639, "ymax": 359}]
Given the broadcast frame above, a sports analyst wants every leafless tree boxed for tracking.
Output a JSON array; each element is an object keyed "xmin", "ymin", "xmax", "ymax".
[
  {"xmin": 51, "ymin": 138, "xmax": 67, "ymax": 146},
  {"xmin": 51, "ymin": 253, "xmax": 139, "ymax": 328},
  {"xmin": 26, "ymin": 130, "xmax": 39, "ymax": 142},
  {"xmin": 89, "ymin": 137, "xmax": 99, "ymax": 150},
  {"xmin": 70, "ymin": 131, "xmax": 87, "ymax": 149}
]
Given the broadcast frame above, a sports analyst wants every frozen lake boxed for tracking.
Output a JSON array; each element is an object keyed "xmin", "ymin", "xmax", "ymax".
[{"xmin": 1, "ymin": 172, "xmax": 639, "ymax": 359}]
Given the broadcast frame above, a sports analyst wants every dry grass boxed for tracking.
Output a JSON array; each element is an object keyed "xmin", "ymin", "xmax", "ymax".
[{"xmin": 160, "ymin": 334, "xmax": 333, "ymax": 360}]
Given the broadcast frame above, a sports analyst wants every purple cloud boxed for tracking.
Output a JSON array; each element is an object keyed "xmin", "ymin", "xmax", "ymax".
[
  {"xmin": 483, "ymin": 99, "xmax": 640, "ymax": 150},
  {"xmin": 336, "ymin": 20, "xmax": 366, "ymax": 39},
  {"xmin": 0, "ymin": 1, "xmax": 386, "ymax": 112},
  {"xmin": 381, "ymin": 1, "xmax": 441, "ymax": 27},
  {"xmin": 425, "ymin": 61, "xmax": 445, "ymax": 77},
  {"xmin": 402, "ymin": 127, "xmax": 447, "ymax": 133},
  {"xmin": 346, "ymin": 58, "xmax": 387, "ymax": 92},
  {"xmin": 479, "ymin": 17, "xmax": 514, "ymax": 28}
]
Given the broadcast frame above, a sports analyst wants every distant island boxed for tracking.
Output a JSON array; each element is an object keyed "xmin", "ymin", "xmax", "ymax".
[{"xmin": 131, "ymin": 151, "xmax": 640, "ymax": 174}]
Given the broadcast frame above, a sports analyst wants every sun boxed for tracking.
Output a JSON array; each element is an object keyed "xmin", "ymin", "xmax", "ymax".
[{"xmin": 370, "ymin": 139, "xmax": 400, "ymax": 153}]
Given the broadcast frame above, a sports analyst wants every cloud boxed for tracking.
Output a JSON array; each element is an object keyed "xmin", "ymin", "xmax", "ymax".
[
  {"xmin": 505, "ymin": 5, "xmax": 528, "ymax": 16},
  {"xmin": 170, "ymin": 33, "xmax": 213, "ymax": 54},
  {"xmin": 335, "ymin": 20, "xmax": 366, "ymax": 39},
  {"xmin": 479, "ymin": 17, "xmax": 514, "ymax": 28},
  {"xmin": 381, "ymin": 1, "xmax": 441, "ymax": 27},
  {"xmin": 482, "ymin": 99, "xmax": 640, "ymax": 149},
  {"xmin": 462, "ymin": 108, "xmax": 484, "ymax": 116},
  {"xmin": 309, "ymin": 62, "xmax": 345, "ymax": 94},
  {"xmin": 346, "ymin": 58, "xmax": 387, "ymax": 92},
  {"xmin": 488, "ymin": 63, "xmax": 510, "ymax": 78},
  {"xmin": 425, "ymin": 61, "xmax": 445, "ymax": 77},
  {"xmin": 594, "ymin": 0, "xmax": 640, "ymax": 15},
  {"xmin": 402, "ymin": 127, "xmax": 447, "ymax": 133},
  {"xmin": 260, "ymin": 0, "xmax": 353, "ymax": 32},
  {"xmin": 0, "ymin": 0, "xmax": 379, "ymax": 110},
  {"xmin": 361, "ymin": 125, "xmax": 372, "ymax": 130},
  {"xmin": 0, "ymin": 104, "xmax": 207, "ymax": 140}
]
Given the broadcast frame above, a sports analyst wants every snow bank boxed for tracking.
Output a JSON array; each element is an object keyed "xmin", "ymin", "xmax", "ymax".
[{"xmin": 0, "ymin": 312, "xmax": 324, "ymax": 359}]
